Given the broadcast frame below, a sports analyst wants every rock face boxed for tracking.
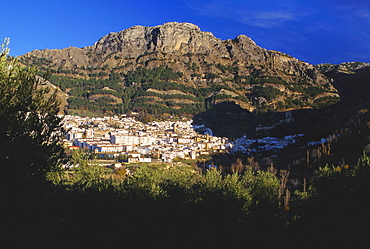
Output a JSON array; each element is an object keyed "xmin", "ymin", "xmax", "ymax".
[
  {"xmin": 85, "ymin": 22, "xmax": 327, "ymax": 83},
  {"xmin": 19, "ymin": 22, "xmax": 339, "ymax": 115},
  {"xmin": 92, "ymin": 22, "xmax": 223, "ymax": 56}
]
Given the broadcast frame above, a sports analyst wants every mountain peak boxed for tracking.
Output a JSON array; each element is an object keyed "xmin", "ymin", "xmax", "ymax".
[
  {"xmin": 90, "ymin": 22, "xmax": 220, "ymax": 56},
  {"xmin": 158, "ymin": 22, "xmax": 201, "ymax": 30},
  {"xmin": 126, "ymin": 22, "xmax": 202, "ymax": 31},
  {"xmin": 234, "ymin": 34, "xmax": 257, "ymax": 46}
]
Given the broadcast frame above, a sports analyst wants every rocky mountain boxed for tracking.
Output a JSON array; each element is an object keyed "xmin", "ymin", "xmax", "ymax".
[
  {"xmin": 19, "ymin": 22, "xmax": 339, "ymax": 117},
  {"xmin": 316, "ymin": 62, "xmax": 370, "ymax": 100}
]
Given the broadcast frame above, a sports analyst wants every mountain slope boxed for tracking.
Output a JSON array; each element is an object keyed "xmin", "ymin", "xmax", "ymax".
[
  {"xmin": 317, "ymin": 62, "xmax": 370, "ymax": 100},
  {"xmin": 19, "ymin": 22, "xmax": 339, "ymax": 116}
]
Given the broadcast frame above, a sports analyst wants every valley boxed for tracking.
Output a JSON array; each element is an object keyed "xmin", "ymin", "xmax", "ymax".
[
  {"xmin": 15, "ymin": 22, "xmax": 370, "ymax": 177},
  {"xmin": 3, "ymin": 20, "xmax": 370, "ymax": 249}
]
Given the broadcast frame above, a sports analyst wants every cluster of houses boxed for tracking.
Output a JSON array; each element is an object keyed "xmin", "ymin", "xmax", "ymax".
[
  {"xmin": 232, "ymin": 134, "xmax": 304, "ymax": 154},
  {"xmin": 63, "ymin": 115, "xmax": 232, "ymax": 163},
  {"xmin": 307, "ymin": 134, "xmax": 338, "ymax": 147}
]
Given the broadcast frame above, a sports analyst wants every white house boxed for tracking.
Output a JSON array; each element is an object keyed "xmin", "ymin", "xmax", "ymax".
[{"xmin": 139, "ymin": 157, "xmax": 152, "ymax": 163}]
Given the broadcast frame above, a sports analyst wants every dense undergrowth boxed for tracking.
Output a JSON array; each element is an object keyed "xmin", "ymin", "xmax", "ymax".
[{"xmin": 3, "ymin": 152, "xmax": 370, "ymax": 248}]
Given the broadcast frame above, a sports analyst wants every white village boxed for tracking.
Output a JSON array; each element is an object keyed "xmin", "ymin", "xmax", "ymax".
[
  {"xmin": 62, "ymin": 114, "xmax": 310, "ymax": 167},
  {"xmin": 63, "ymin": 115, "xmax": 231, "ymax": 164}
]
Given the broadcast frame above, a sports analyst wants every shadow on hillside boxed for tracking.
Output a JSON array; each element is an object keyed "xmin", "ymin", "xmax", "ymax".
[
  {"xmin": 192, "ymin": 101, "xmax": 312, "ymax": 139},
  {"xmin": 192, "ymin": 102, "xmax": 258, "ymax": 139},
  {"xmin": 325, "ymin": 66, "xmax": 370, "ymax": 100}
]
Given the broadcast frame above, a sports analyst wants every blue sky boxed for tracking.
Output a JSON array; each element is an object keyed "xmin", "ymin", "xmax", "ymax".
[{"xmin": 2, "ymin": 0, "xmax": 370, "ymax": 64}]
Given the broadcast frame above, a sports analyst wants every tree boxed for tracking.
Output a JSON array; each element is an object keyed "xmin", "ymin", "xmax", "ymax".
[
  {"xmin": 0, "ymin": 39, "xmax": 66, "ymax": 194},
  {"xmin": 252, "ymin": 85, "xmax": 282, "ymax": 101}
]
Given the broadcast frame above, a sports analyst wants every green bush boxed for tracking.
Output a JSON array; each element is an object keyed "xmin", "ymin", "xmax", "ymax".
[{"xmin": 252, "ymin": 85, "xmax": 282, "ymax": 101}]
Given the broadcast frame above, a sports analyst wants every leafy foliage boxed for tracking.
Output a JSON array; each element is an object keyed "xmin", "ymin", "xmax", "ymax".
[
  {"xmin": 0, "ymin": 41, "xmax": 66, "ymax": 189},
  {"xmin": 288, "ymin": 153, "xmax": 370, "ymax": 248},
  {"xmin": 0, "ymin": 40, "xmax": 66, "ymax": 248}
]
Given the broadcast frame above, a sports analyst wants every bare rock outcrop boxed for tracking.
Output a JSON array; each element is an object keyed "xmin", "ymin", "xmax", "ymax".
[{"xmin": 90, "ymin": 22, "xmax": 226, "ymax": 57}]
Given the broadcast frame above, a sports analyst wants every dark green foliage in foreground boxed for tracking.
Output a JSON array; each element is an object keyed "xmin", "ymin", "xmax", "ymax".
[
  {"xmin": 43, "ymin": 156, "xmax": 281, "ymax": 248},
  {"xmin": 288, "ymin": 153, "xmax": 370, "ymax": 249},
  {"xmin": 3, "ymin": 104, "xmax": 370, "ymax": 248},
  {"xmin": 35, "ymin": 152, "xmax": 370, "ymax": 248},
  {"xmin": 0, "ymin": 40, "xmax": 66, "ymax": 248},
  {"xmin": 0, "ymin": 41, "xmax": 66, "ymax": 190}
]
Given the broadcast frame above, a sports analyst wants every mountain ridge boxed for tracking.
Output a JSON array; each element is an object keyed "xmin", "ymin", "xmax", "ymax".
[{"xmin": 19, "ymin": 22, "xmax": 339, "ymax": 116}]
